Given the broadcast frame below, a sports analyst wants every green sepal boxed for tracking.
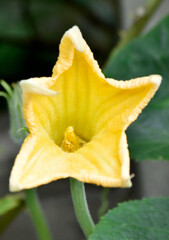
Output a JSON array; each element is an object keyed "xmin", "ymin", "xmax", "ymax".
[{"xmin": 0, "ymin": 81, "xmax": 27, "ymax": 144}]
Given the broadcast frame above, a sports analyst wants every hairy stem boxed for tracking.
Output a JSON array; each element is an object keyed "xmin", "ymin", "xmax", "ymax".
[{"xmin": 70, "ymin": 178, "xmax": 95, "ymax": 238}]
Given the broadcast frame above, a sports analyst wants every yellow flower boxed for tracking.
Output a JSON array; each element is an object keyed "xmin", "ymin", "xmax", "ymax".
[{"xmin": 9, "ymin": 26, "xmax": 161, "ymax": 192}]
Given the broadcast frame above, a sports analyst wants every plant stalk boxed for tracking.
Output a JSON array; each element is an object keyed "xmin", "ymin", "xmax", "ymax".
[
  {"xmin": 119, "ymin": 0, "xmax": 163, "ymax": 48},
  {"xmin": 104, "ymin": 0, "xmax": 163, "ymax": 69},
  {"xmin": 97, "ymin": 188, "xmax": 109, "ymax": 219},
  {"xmin": 70, "ymin": 178, "xmax": 95, "ymax": 238},
  {"xmin": 25, "ymin": 189, "xmax": 52, "ymax": 240}
]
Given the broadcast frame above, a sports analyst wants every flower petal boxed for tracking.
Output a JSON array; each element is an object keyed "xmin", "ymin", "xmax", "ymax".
[
  {"xmin": 20, "ymin": 78, "xmax": 58, "ymax": 96},
  {"xmin": 52, "ymin": 26, "xmax": 104, "ymax": 79},
  {"xmin": 95, "ymin": 75, "xmax": 162, "ymax": 132},
  {"xmin": 9, "ymin": 133, "xmax": 69, "ymax": 191},
  {"xmin": 9, "ymin": 26, "xmax": 162, "ymax": 191},
  {"xmin": 70, "ymin": 130, "xmax": 131, "ymax": 187},
  {"xmin": 10, "ymin": 129, "xmax": 131, "ymax": 191}
]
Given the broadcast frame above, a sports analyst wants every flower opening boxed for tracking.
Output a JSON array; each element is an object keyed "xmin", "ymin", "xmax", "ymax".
[
  {"xmin": 61, "ymin": 126, "xmax": 86, "ymax": 153},
  {"xmin": 9, "ymin": 26, "xmax": 162, "ymax": 192}
]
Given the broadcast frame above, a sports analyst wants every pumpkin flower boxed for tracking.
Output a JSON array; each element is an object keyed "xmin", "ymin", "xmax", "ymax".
[{"xmin": 9, "ymin": 26, "xmax": 161, "ymax": 192}]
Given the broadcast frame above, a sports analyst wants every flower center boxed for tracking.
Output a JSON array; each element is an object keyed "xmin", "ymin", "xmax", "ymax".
[{"xmin": 61, "ymin": 126, "xmax": 86, "ymax": 153}]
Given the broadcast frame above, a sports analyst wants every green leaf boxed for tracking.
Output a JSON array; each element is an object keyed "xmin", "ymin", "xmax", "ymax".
[
  {"xmin": 0, "ymin": 194, "xmax": 23, "ymax": 215},
  {"xmin": 0, "ymin": 194, "xmax": 25, "ymax": 234},
  {"xmin": 89, "ymin": 198, "xmax": 169, "ymax": 240},
  {"xmin": 104, "ymin": 14, "xmax": 169, "ymax": 161}
]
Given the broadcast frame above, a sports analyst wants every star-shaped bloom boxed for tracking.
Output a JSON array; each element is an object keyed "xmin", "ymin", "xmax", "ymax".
[{"xmin": 9, "ymin": 26, "xmax": 161, "ymax": 192}]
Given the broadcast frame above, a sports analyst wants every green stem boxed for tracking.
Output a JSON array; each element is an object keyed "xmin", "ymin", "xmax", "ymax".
[
  {"xmin": 70, "ymin": 178, "xmax": 95, "ymax": 238},
  {"xmin": 119, "ymin": 0, "xmax": 163, "ymax": 47},
  {"xmin": 97, "ymin": 188, "xmax": 109, "ymax": 219},
  {"xmin": 25, "ymin": 189, "xmax": 52, "ymax": 240},
  {"xmin": 104, "ymin": 0, "xmax": 163, "ymax": 69}
]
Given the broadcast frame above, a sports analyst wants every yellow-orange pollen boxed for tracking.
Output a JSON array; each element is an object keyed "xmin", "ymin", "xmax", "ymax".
[{"xmin": 61, "ymin": 126, "xmax": 86, "ymax": 153}]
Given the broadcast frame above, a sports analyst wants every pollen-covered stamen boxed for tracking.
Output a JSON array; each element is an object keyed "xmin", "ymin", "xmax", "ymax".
[{"xmin": 61, "ymin": 126, "xmax": 86, "ymax": 152}]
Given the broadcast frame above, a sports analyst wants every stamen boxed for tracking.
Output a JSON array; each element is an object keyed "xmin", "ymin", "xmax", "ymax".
[{"xmin": 61, "ymin": 126, "xmax": 86, "ymax": 152}]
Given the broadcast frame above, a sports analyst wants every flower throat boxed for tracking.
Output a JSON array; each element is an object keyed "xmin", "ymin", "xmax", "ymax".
[{"xmin": 61, "ymin": 126, "xmax": 86, "ymax": 153}]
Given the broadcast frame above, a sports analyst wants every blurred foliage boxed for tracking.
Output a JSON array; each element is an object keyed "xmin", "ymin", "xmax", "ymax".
[
  {"xmin": 0, "ymin": 194, "xmax": 25, "ymax": 234},
  {"xmin": 0, "ymin": 194, "xmax": 24, "ymax": 215},
  {"xmin": 0, "ymin": 0, "xmax": 120, "ymax": 84},
  {"xmin": 104, "ymin": 14, "xmax": 169, "ymax": 161}
]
